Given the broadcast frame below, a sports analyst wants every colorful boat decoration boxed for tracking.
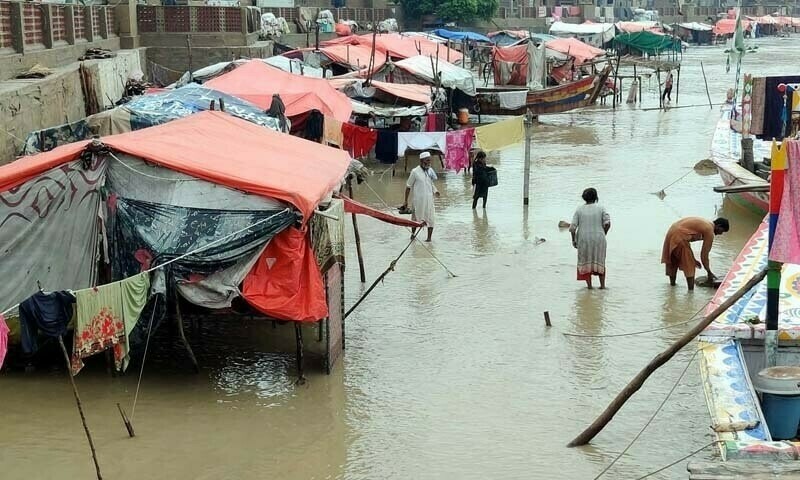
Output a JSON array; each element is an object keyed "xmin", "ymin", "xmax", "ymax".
[
  {"xmin": 710, "ymin": 106, "xmax": 770, "ymax": 216},
  {"xmin": 693, "ymin": 217, "xmax": 800, "ymax": 474},
  {"xmin": 471, "ymin": 67, "xmax": 612, "ymax": 116}
]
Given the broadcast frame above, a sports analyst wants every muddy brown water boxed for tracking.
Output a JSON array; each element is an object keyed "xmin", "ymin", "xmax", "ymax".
[{"xmin": 2, "ymin": 39, "xmax": 797, "ymax": 479}]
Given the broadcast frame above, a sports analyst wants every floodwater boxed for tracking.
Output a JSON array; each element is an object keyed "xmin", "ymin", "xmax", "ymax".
[{"xmin": 1, "ymin": 38, "xmax": 798, "ymax": 480}]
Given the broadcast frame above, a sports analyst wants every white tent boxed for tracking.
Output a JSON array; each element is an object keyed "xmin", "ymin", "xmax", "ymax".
[
  {"xmin": 548, "ymin": 22, "xmax": 615, "ymax": 47},
  {"xmin": 393, "ymin": 56, "xmax": 477, "ymax": 96}
]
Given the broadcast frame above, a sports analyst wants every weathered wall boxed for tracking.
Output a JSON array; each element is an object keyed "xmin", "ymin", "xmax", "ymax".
[
  {"xmin": 0, "ymin": 48, "xmax": 146, "ymax": 164},
  {"xmin": 0, "ymin": 38, "xmax": 121, "ymax": 82},
  {"xmin": 145, "ymin": 41, "xmax": 273, "ymax": 82}
]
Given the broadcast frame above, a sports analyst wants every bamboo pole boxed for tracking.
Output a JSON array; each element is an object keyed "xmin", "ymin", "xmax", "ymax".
[
  {"xmin": 57, "ymin": 337, "xmax": 103, "ymax": 480},
  {"xmin": 656, "ymin": 69, "xmax": 664, "ymax": 110},
  {"xmin": 175, "ymin": 300, "xmax": 199, "ymax": 373},
  {"xmin": 700, "ymin": 61, "xmax": 713, "ymax": 109},
  {"xmin": 348, "ymin": 180, "xmax": 366, "ymax": 283},
  {"xmin": 567, "ymin": 268, "xmax": 767, "ymax": 447}
]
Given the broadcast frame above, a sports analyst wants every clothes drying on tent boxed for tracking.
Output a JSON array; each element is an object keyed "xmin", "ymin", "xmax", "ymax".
[
  {"xmin": 310, "ymin": 199, "xmax": 345, "ymax": 273},
  {"xmin": 342, "ymin": 123, "xmax": 377, "ymax": 158},
  {"xmin": 397, "ymin": 132, "xmax": 447, "ymax": 156},
  {"xmin": 18, "ymin": 291, "xmax": 76, "ymax": 355},
  {"xmin": 323, "ymin": 116, "xmax": 344, "ymax": 148},
  {"xmin": 375, "ymin": 130, "xmax": 398, "ymax": 163},
  {"xmin": 0, "ymin": 315, "xmax": 8, "ymax": 369},
  {"xmin": 445, "ymin": 128, "xmax": 475, "ymax": 172},
  {"xmin": 426, "ymin": 113, "xmax": 446, "ymax": 132},
  {"xmin": 305, "ymin": 109, "xmax": 324, "ymax": 141},
  {"xmin": 71, "ymin": 272, "xmax": 151, "ymax": 374}
]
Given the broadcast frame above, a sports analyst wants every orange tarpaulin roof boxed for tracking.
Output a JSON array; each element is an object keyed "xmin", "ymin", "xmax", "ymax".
[
  {"xmin": 320, "ymin": 44, "xmax": 387, "ymax": 73},
  {"xmin": 328, "ymin": 78, "xmax": 432, "ymax": 104},
  {"xmin": 713, "ymin": 18, "xmax": 753, "ymax": 35},
  {"xmin": 0, "ymin": 112, "xmax": 351, "ymax": 220},
  {"xmin": 545, "ymin": 37, "xmax": 606, "ymax": 64},
  {"xmin": 205, "ymin": 60, "xmax": 353, "ymax": 122},
  {"xmin": 323, "ymin": 33, "xmax": 463, "ymax": 62}
]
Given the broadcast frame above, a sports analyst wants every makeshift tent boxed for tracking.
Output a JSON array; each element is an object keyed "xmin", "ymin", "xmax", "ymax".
[
  {"xmin": 545, "ymin": 37, "xmax": 606, "ymax": 64},
  {"xmin": 431, "ymin": 29, "xmax": 491, "ymax": 43},
  {"xmin": 205, "ymin": 60, "xmax": 353, "ymax": 122},
  {"xmin": 713, "ymin": 18, "xmax": 753, "ymax": 36},
  {"xmin": 492, "ymin": 43, "xmax": 545, "ymax": 88},
  {"xmin": 323, "ymin": 33, "xmax": 463, "ymax": 62},
  {"xmin": 263, "ymin": 55, "xmax": 329, "ymax": 78},
  {"xmin": 316, "ymin": 44, "xmax": 387, "ymax": 73},
  {"xmin": 613, "ymin": 31, "xmax": 681, "ymax": 55},
  {"xmin": 549, "ymin": 22, "xmax": 615, "ymax": 47},
  {"xmin": 393, "ymin": 55, "xmax": 476, "ymax": 96},
  {"xmin": 330, "ymin": 78, "xmax": 434, "ymax": 105},
  {"xmin": 674, "ymin": 22, "xmax": 713, "ymax": 44},
  {"xmin": 615, "ymin": 21, "xmax": 663, "ymax": 33},
  {"xmin": 87, "ymin": 83, "xmax": 281, "ymax": 136}
]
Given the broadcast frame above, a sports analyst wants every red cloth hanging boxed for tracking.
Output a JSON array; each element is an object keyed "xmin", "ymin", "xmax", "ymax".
[
  {"xmin": 242, "ymin": 227, "xmax": 328, "ymax": 322},
  {"xmin": 342, "ymin": 123, "xmax": 377, "ymax": 158}
]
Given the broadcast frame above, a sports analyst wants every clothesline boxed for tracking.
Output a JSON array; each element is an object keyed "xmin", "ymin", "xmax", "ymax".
[{"xmin": 0, "ymin": 208, "xmax": 294, "ymax": 316}]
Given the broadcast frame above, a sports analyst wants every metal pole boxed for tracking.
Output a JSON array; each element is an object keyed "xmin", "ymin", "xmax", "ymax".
[{"xmin": 523, "ymin": 112, "xmax": 532, "ymax": 205}]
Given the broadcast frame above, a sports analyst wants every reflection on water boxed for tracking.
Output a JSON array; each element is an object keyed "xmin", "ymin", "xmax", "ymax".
[{"xmin": 1, "ymin": 38, "xmax": 796, "ymax": 479}]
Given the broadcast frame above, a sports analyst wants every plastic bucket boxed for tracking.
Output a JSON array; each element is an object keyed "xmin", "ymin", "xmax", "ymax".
[
  {"xmin": 761, "ymin": 393, "xmax": 800, "ymax": 440},
  {"xmin": 457, "ymin": 108, "xmax": 470, "ymax": 125}
]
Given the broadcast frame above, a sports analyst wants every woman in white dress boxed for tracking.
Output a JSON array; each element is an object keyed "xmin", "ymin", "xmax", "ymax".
[{"xmin": 569, "ymin": 188, "xmax": 611, "ymax": 289}]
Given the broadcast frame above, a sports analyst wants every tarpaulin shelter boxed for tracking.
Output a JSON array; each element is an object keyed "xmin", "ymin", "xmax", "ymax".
[
  {"xmin": 392, "ymin": 55, "xmax": 476, "ymax": 96},
  {"xmin": 330, "ymin": 78, "xmax": 434, "ymax": 105},
  {"xmin": 613, "ymin": 31, "xmax": 681, "ymax": 56},
  {"xmin": 674, "ymin": 22, "xmax": 713, "ymax": 44},
  {"xmin": 713, "ymin": 18, "xmax": 753, "ymax": 36},
  {"xmin": 283, "ymin": 45, "xmax": 387, "ymax": 75},
  {"xmin": 615, "ymin": 21, "xmax": 663, "ymax": 33},
  {"xmin": 549, "ymin": 21, "xmax": 615, "ymax": 47},
  {"xmin": 431, "ymin": 29, "xmax": 491, "ymax": 43},
  {"xmin": 0, "ymin": 111, "xmax": 355, "ymax": 375},
  {"xmin": 545, "ymin": 37, "xmax": 606, "ymax": 64},
  {"xmin": 322, "ymin": 33, "xmax": 463, "ymax": 63},
  {"xmin": 205, "ymin": 60, "xmax": 353, "ymax": 122}
]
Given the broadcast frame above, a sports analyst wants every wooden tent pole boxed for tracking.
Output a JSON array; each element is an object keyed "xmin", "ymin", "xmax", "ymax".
[
  {"xmin": 348, "ymin": 179, "xmax": 367, "ymax": 283},
  {"xmin": 295, "ymin": 322, "xmax": 306, "ymax": 384},
  {"xmin": 567, "ymin": 268, "xmax": 767, "ymax": 447},
  {"xmin": 700, "ymin": 61, "xmax": 712, "ymax": 109},
  {"xmin": 58, "ymin": 337, "xmax": 103, "ymax": 480},
  {"xmin": 175, "ymin": 300, "xmax": 200, "ymax": 373}
]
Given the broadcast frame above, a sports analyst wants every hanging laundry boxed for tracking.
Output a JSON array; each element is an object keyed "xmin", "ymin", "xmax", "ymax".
[
  {"xmin": 71, "ymin": 272, "xmax": 151, "ymax": 374},
  {"xmin": 445, "ymin": 128, "xmax": 475, "ymax": 172},
  {"xmin": 305, "ymin": 109, "xmax": 324, "ymax": 142},
  {"xmin": 757, "ymin": 76, "xmax": 800, "ymax": 141},
  {"xmin": 342, "ymin": 123, "xmax": 377, "ymax": 158},
  {"xmin": 496, "ymin": 91, "xmax": 528, "ymax": 110},
  {"xmin": 750, "ymin": 77, "xmax": 765, "ymax": 135},
  {"xmin": 770, "ymin": 140, "xmax": 800, "ymax": 264},
  {"xmin": 375, "ymin": 130, "xmax": 399, "ymax": 164},
  {"xmin": 18, "ymin": 291, "xmax": 76, "ymax": 355},
  {"xmin": 397, "ymin": 132, "xmax": 447, "ymax": 156},
  {"xmin": 323, "ymin": 116, "xmax": 344, "ymax": 149},
  {"xmin": 0, "ymin": 314, "xmax": 8, "ymax": 370},
  {"xmin": 426, "ymin": 112, "xmax": 446, "ymax": 132},
  {"xmin": 475, "ymin": 116, "xmax": 524, "ymax": 152}
]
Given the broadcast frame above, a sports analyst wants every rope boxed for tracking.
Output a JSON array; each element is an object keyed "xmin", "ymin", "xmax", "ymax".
[
  {"xmin": 109, "ymin": 152, "xmax": 199, "ymax": 182},
  {"xmin": 130, "ymin": 295, "xmax": 159, "ymax": 420},
  {"xmin": 651, "ymin": 168, "xmax": 694, "ymax": 197},
  {"xmin": 593, "ymin": 348, "xmax": 700, "ymax": 480},
  {"xmin": 345, "ymin": 229, "xmax": 420, "ymax": 319},
  {"xmin": 563, "ymin": 301, "xmax": 709, "ymax": 338},
  {"xmin": 0, "ymin": 208, "xmax": 293, "ymax": 314},
  {"xmin": 634, "ymin": 441, "xmax": 722, "ymax": 479},
  {"xmin": 361, "ymin": 179, "xmax": 457, "ymax": 278}
]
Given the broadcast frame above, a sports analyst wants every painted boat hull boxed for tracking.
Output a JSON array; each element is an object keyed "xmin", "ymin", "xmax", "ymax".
[
  {"xmin": 472, "ymin": 67, "xmax": 611, "ymax": 116},
  {"xmin": 710, "ymin": 107, "xmax": 770, "ymax": 217}
]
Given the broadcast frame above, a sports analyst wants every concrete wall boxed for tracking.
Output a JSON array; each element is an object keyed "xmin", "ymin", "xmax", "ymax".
[
  {"xmin": 145, "ymin": 41, "xmax": 272, "ymax": 81},
  {"xmin": 0, "ymin": 38, "xmax": 121, "ymax": 82},
  {"xmin": 0, "ymin": 48, "xmax": 146, "ymax": 164}
]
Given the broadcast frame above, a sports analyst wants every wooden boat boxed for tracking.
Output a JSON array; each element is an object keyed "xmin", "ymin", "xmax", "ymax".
[
  {"xmin": 710, "ymin": 106, "xmax": 770, "ymax": 216},
  {"xmin": 691, "ymin": 218, "xmax": 800, "ymax": 478},
  {"xmin": 471, "ymin": 66, "xmax": 612, "ymax": 116}
]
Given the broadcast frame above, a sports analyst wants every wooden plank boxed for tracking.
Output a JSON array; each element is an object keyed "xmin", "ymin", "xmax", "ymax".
[
  {"xmin": 714, "ymin": 183, "xmax": 770, "ymax": 194},
  {"xmin": 688, "ymin": 460, "xmax": 800, "ymax": 479}
]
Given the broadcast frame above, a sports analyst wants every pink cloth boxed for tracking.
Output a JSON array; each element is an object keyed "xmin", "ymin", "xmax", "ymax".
[
  {"xmin": 771, "ymin": 140, "xmax": 800, "ymax": 264},
  {"xmin": 445, "ymin": 128, "xmax": 475, "ymax": 172},
  {"xmin": 0, "ymin": 314, "xmax": 9, "ymax": 370}
]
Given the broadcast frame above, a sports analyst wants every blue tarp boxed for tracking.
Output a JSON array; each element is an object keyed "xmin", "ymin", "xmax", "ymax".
[
  {"xmin": 431, "ymin": 29, "xmax": 491, "ymax": 43},
  {"xmin": 124, "ymin": 83, "xmax": 281, "ymax": 132}
]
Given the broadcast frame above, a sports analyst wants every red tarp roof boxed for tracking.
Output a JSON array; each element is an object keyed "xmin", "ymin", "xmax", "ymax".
[
  {"xmin": 545, "ymin": 37, "xmax": 606, "ymax": 64},
  {"xmin": 0, "ymin": 112, "xmax": 351, "ymax": 219},
  {"xmin": 713, "ymin": 18, "xmax": 753, "ymax": 35},
  {"xmin": 319, "ymin": 44, "xmax": 387, "ymax": 73},
  {"xmin": 204, "ymin": 60, "xmax": 353, "ymax": 122},
  {"xmin": 342, "ymin": 196, "xmax": 423, "ymax": 228},
  {"xmin": 323, "ymin": 33, "xmax": 463, "ymax": 62}
]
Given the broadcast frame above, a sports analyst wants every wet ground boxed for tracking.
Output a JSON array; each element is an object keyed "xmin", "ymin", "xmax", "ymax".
[{"xmin": 2, "ymin": 38, "xmax": 797, "ymax": 479}]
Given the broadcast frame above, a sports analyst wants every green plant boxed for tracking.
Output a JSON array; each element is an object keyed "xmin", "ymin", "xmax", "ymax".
[{"xmin": 399, "ymin": 0, "xmax": 498, "ymax": 23}]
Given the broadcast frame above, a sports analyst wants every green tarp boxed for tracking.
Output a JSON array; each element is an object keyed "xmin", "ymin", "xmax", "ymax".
[{"xmin": 613, "ymin": 32, "xmax": 681, "ymax": 55}]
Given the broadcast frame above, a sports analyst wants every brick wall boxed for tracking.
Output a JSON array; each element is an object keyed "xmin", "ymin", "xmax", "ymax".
[
  {"xmin": 75, "ymin": 6, "xmax": 86, "ymax": 40},
  {"xmin": 0, "ymin": 2, "xmax": 12, "ymax": 50},
  {"xmin": 52, "ymin": 5, "xmax": 67, "ymax": 43},
  {"xmin": 23, "ymin": 3, "xmax": 44, "ymax": 47}
]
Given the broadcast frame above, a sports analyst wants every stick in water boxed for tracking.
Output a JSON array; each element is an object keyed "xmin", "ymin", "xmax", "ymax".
[
  {"xmin": 567, "ymin": 268, "xmax": 767, "ymax": 447},
  {"xmin": 57, "ymin": 336, "xmax": 103, "ymax": 480}
]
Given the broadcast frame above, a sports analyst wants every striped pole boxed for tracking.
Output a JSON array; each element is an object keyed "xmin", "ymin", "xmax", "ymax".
[{"xmin": 766, "ymin": 85, "xmax": 788, "ymax": 366}]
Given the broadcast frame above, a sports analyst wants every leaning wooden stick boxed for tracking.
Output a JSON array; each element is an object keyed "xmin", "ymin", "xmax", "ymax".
[
  {"xmin": 57, "ymin": 336, "xmax": 103, "ymax": 480},
  {"xmin": 567, "ymin": 268, "xmax": 767, "ymax": 447}
]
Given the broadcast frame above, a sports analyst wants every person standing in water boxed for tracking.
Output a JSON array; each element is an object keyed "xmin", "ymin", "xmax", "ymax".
[
  {"xmin": 661, "ymin": 217, "xmax": 729, "ymax": 291},
  {"xmin": 472, "ymin": 151, "xmax": 489, "ymax": 209},
  {"xmin": 661, "ymin": 72, "xmax": 674, "ymax": 104},
  {"xmin": 402, "ymin": 152, "xmax": 439, "ymax": 242},
  {"xmin": 569, "ymin": 188, "xmax": 611, "ymax": 289}
]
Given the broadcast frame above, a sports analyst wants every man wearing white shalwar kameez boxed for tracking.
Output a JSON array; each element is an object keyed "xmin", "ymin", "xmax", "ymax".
[{"xmin": 402, "ymin": 152, "xmax": 439, "ymax": 242}]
